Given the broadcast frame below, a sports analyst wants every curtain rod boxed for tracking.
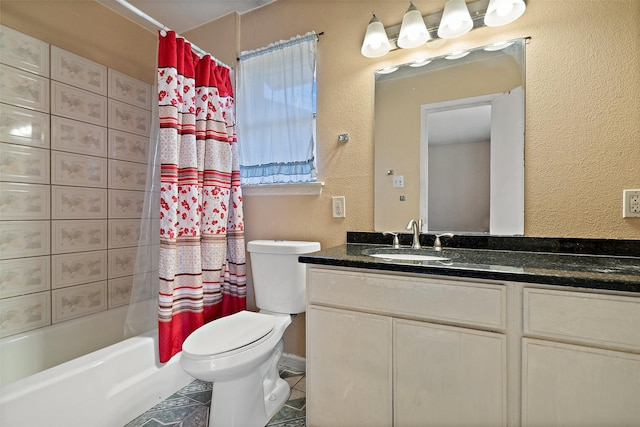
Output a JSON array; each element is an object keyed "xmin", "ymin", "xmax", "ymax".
[
  {"xmin": 237, "ymin": 31, "xmax": 324, "ymax": 61},
  {"xmin": 113, "ymin": 0, "xmax": 232, "ymax": 70}
]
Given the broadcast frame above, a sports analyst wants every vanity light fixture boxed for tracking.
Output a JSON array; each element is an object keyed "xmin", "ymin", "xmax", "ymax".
[
  {"xmin": 437, "ymin": 0, "xmax": 473, "ymax": 39},
  {"xmin": 444, "ymin": 50, "xmax": 470, "ymax": 60},
  {"xmin": 409, "ymin": 58, "xmax": 433, "ymax": 67},
  {"xmin": 483, "ymin": 40, "xmax": 515, "ymax": 51},
  {"xmin": 397, "ymin": 2, "xmax": 431, "ymax": 49},
  {"xmin": 360, "ymin": 0, "xmax": 527, "ymax": 58},
  {"xmin": 376, "ymin": 66, "xmax": 400, "ymax": 74},
  {"xmin": 361, "ymin": 13, "xmax": 391, "ymax": 58},
  {"xmin": 484, "ymin": 0, "xmax": 526, "ymax": 27}
]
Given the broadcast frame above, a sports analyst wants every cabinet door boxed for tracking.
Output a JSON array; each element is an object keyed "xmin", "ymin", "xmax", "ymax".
[
  {"xmin": 522, "ymin": 338, "xmax": 640, "ymax": 427},
  {"xmin": 394, "ymin": 319, "xmax": 507, "ymax": 427},
  {"xmin": 306, "ymin": 305, "xmax": 392, "ymax": 427}
]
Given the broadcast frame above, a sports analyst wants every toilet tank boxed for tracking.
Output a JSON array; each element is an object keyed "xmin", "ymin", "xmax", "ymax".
[{"xmin": 247, "ymin": 240, "xmax": 320, "ymax": 314}]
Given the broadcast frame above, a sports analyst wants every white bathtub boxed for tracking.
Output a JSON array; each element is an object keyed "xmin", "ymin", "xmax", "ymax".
[
  {"xmin": 0, "ymin": 302, "xmax": 157, "ymax": 386},
  {"xmin": 0, "ymin": 328, "xmax": 194, "ymax": 426}
]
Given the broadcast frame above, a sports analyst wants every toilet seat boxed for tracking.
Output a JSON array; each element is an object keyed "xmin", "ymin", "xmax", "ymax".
[{"xmin": 182, "ymin": 311, "xmax": 276, "ymax": 358}]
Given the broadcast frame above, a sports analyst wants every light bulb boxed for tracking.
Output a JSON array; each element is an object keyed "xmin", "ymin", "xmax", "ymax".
[
  {"xmin": 437, "ymin": 0, "xmax": 473, "ymax": 39},
  {"xmin": 397, "ymin": 2, "xmax": 430, "ymax": 49},
  {"xmin": 497, "ymin": 2, "xmax": 513, "ymax": 16},
  {"xmin": 484, "ymin": 0, "xmax": 526, "ymax": 27},
  {"xmin": 361, "ymin": 13, "xmax": 391, "ymax": 58}
]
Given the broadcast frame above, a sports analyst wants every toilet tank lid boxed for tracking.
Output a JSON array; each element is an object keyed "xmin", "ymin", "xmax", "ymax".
[{"xmin": 247, "ymin": 240, "xmax": 321, "ymax": 254}]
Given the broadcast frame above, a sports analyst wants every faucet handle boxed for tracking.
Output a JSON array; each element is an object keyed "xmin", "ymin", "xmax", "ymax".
[
  {"xmin": 436, "ymin": 232, "xmax": 454, "ymax": 239},
  {"xmin": 383, "ymin": 231, "xmax": 400, "ymax": 248},
  {"xmin": 433, "ymin": 233, "xmax": 454, "ymax": 251}
]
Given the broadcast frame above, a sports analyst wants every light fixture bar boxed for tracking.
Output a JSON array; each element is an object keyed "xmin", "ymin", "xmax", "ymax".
[{"xmin": 384, "ymin": 0, "xmax": 491, "ymax": 50}]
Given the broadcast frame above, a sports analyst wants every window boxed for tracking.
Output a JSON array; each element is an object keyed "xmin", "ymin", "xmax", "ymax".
[{"xmin": 237, "ymin": 32, "xmax": 317, "ymax": 185}]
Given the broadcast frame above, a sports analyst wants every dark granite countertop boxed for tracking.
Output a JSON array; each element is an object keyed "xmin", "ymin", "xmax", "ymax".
[{"xmin": 298, "ymin": 233, "xmax": 640, "ymax": 293}]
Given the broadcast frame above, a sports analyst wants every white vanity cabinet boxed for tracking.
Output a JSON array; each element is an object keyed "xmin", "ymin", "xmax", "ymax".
[
  {"xmin": 394, "ymin": 319, "xmax": 506, "ymax": 426},
  {"xmin": 522, "ymin": 288, "xmax": 640, "ymax": 426},
  {"xmin": 306, "ymin": 305, "xmax": 393, "ymax": 427},
  {"xmin": 306, "ymin": 266, "xmax": 508, "ymax": 427}
]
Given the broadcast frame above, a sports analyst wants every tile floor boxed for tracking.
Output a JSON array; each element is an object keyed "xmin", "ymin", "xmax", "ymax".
[{"xmin": 124, "ymin": 365, "xmax": 306, "ymax": 427}]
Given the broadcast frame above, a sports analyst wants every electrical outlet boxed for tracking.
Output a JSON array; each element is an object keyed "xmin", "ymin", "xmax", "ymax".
[
  {"xmin": 393, "ymin": 175, "xmax": 404, "ymax": 188},
  {"xmin": 332, "ymin": 196, "xmax": 346, "ymax": 218},
  {"xmin": 623, "ymin": 189, "xmax": 640, "ymax": 218}
]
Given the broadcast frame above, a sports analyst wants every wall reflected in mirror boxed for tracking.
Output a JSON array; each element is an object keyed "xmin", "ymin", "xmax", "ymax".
[{"xmin": 374, "ymin": 38, "xmax": 525, "ymax": 235}]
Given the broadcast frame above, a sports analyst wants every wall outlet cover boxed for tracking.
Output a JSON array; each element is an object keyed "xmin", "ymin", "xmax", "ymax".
[{"xmin": 623, "ymin": 189, "xmax": 640, "ymax": 218}]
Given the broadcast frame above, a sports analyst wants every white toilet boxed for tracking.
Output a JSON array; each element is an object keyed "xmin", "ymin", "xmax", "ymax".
[{"xmin": 180, "ymin": 240, "xmax": 320, "ymax": 427}]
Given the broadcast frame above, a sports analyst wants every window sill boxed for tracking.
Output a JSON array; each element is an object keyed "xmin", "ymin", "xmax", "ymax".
[{"xmin": 242, "ymin": 182, "xmax": 324, "ymax": 196}]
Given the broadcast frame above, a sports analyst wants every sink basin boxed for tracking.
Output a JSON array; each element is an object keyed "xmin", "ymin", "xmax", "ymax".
[
  {"xmin": 368, "ymin": 253, "xmax": 450, "ymax": 261},
  {"xmin": 363, "ymin": 248, "xmax": 450, "ymax": 262}
]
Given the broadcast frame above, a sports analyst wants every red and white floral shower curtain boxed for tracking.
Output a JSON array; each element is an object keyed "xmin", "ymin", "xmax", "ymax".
[{"xmin": 157, "ymin": 31, "xmax": 246, "ymax": 363}]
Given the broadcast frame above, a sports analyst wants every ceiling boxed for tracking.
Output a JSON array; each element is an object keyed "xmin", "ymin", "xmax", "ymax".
[
  {"xmin": 428, "ymin": 105, "xmax": 492, "ymax": 146},
  {"xmin": 98, "ymin": 0, "xmax": 276, "ymax": 34}
]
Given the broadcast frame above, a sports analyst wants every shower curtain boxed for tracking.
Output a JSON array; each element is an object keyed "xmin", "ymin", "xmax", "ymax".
[{"xmin": 157, "ymin": 30, "xmax": 246, "ymax": 363}]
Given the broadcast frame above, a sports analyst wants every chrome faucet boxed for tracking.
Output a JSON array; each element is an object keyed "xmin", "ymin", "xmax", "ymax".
[
  {"xmin": 433, "ymin": 233, "xmax": 454, "ymax": 252},
  {"xmin": 406, "ymin": 219, "xmax": 423, "ymax": 249}
]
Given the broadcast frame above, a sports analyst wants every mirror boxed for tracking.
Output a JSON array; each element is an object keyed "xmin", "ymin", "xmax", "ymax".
[{"xmin": 374, "ymin": 39, "xmax": 525, "ymax": 235}]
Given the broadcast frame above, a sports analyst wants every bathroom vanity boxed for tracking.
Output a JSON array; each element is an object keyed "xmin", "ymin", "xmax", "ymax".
[{"xmin": 300, "ymin": 234, "xmax": 640, "ymax": 427}]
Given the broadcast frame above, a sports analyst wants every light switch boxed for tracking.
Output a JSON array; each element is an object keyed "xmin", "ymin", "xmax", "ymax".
[{"xmin": 332, "ymin": 196, "xmax": 346, "ymax": 218}]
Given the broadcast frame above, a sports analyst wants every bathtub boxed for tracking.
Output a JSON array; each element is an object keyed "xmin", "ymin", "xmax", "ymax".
[
  {"xmin": 0, "ymin": 302, "xmax": 157, "ymax": 386},
  {"xmin": 0, "ymin": 302, "xmax": 194, "ymax": 426}
]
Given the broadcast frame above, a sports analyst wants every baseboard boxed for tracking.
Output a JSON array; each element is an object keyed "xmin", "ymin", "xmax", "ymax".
[{"xmin": 280, "ymin": 353, "xmax": 306, "ymax": 372}]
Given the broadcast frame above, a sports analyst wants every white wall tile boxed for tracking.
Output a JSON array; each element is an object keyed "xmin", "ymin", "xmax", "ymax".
[
  {"xmin": 0, "ymin": 25, "xmax": 49, "ymax": 77},
  {"xmin": 108, "ymin": 99, "xmax": 150, "ymax": 136},
  {"xmin": 51, "ymin": 151, "xmax": 107, "ymax": 188},
  {"xmin": 51, "ymin": 46, "xmax": 107, "ymax": 95},
  {"xmin": 108, "ymin": 275, "xmax": 133, "ymax": 308},
  {"xmin": 52, "ymin": 186, "xmax": 107, "ymax": 219},
  {"xmin": 108, "ymin": 246, "xmax": 139, "ymax": 278},
  {"xmin": 0, "ymin": 256, "xmax": 50, "ymax": 298},
  {"xmin": 0, "ymin": 143, "xmax": 50, "ymax": 184},
  {"xmin": 52, "ymin": 281, "xmax": 107, "ymax": 323},
  {"xmin": 51, "ymin": 220, "xmax": 107, "ymax": 254},
  {"xmin": 108, "ymin": 219, "xmax": 145, "ymax": 248},
  {"xmin": 108, "ymin": 129, "xmax": 148, "ymax": 163},
  {"xmin": 108, "ymin": 159, "xmax": 147, "ymax": 190},
  {"xmin": 0, "ymin": 104, "xmax": 50, "ymax": 148},
  {"xmin": 108, "ymin": 189, "xmax": 145, "ymax": 219},
  {"xmin": 0, "ymin": 183, "xmax": 50, "ymax": 220},
  {"xmin": 0, "ymin": 292, "xmax": 51, "ymax": 338},
  {"xmin": 108, "ymin": 273, "xmax": 152, "ymax": 309},
  {"xmin": 0, "ymin": 220, "xmax": 50, "ymax": 260},
  {"xmin": 51, "ymin": 116, "xmax": 107, "ymax": 157},
  {"xmin": 0, "ymin": 64, "xmax": 49, "ymax": 112},
  {"xmin": 52, "ymin": 250, "xmax": 107, "ymax": 289},
  {"xmin": 0, "ymin": 27, "xmax": 159, "ymax": 336},
  {"xmin": 108, "ymin": 68, "xmax": 151, "ymax": 109},
  {"xmin": 51, "ymin": 81, "xmax": 107, "ymax": 126}
]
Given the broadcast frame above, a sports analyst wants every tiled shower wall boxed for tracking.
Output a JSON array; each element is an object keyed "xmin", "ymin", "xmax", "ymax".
[{"xmin": 0, "ymin": 25, "xmax": 156, "ymax": 339}]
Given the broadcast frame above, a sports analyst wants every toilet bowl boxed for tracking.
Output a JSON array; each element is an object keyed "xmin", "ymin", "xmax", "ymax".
[
  {"xmin": 179, "ymin": 240, "xmax": 320, "ymax": 427},
  {"xmin": 180, "ymin": 311, "xmax": 292, "ymax": 426}
]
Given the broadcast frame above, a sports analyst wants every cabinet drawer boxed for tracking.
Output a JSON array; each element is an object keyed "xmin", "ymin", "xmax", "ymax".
[
  {"xmin": 308, "ymin": 267, "xmax": 506, "ymax": 330},
  {"xmin": 524, "ymin": 288, "xmax": 640, "ymax": 351}
]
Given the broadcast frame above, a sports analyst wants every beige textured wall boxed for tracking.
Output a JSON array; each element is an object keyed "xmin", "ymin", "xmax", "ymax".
[
  {"xmin": 189, "ymin": 0, "xmax": 640, "ymax": 357},
  {"xmin": 188, "ymin": 0, "xmax": 640, "ymax": 247},
  {"xmin": 3, "ymin": 1, "xmax": 638, "ymax": 359},
  {"xmin": 0, "ymin": 0, "xmax": 157, "ymax": 83}
]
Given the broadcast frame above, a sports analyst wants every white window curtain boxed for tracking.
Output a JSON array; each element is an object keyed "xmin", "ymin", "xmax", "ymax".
[{"xmin": 237, "ymin": 32, "xmax": 317, "ymax": 185}]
